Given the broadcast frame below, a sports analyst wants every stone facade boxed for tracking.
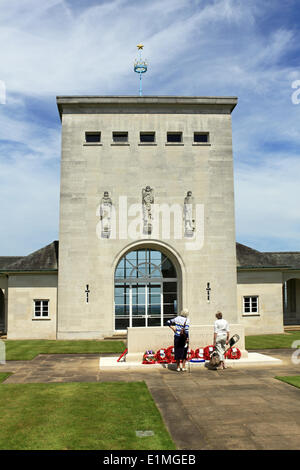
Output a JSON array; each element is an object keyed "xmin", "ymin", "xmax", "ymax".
[{"xmin": 56, "ymin": 96, "xmax": 239, "ymax": 339}]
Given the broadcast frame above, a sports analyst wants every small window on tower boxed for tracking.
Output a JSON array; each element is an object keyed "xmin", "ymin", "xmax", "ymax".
[
  {"xmin": 85, "ymin": 132, "xmax": 101, "ymax": 143},
  {"xmin": 140, "ymin": 132, "xmax": 155, "ymax": 143},
  {"xmin": 113, "ymin": 132, "xmax": 128, "ymax": 143},
  {"xmin": 194, "ymin": 132, "xmax": 209, "ymax": 143},
  {"xmin": 167, "ymin": 132, "xmax": 182, "ymax": 143}
]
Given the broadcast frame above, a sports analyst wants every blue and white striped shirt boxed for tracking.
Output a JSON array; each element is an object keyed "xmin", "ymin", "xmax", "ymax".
[{"xmin": 167, "ymin": 316, "xmax": 190, "ymax": 337}]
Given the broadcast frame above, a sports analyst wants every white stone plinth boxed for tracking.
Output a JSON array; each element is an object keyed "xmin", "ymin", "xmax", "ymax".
[{"xmin": 127, "ymin": 324, "xmax": 246, "ymax": 357}]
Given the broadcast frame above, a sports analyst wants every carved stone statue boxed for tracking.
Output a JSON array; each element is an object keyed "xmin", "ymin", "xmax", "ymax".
[
  {"xmin": 100, "ymin": 191, "xmax": 112, "ymax": 238},
  {"xmin": 142, "ymin": 186, "xmax": 154, "ymax": 234},
  {"xmin": 184, "ymin": 190, "xmax": 195, "ymax": 237}
]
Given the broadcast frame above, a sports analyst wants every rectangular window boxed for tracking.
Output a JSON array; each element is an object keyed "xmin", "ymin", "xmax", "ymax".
[
  {"xmin": 34, "ymin": 300, "xmax": 49, "ymax": 317},
  {"xmin": 112, "ymin": 132, "xmax": 128, "ymax": 143},
  {"xmin": 140, "ymin": 132, "xmax": 155, "ymax": 143},
  {"xmin": 243, "ymin": 296, "xmax": 259, "ymax": 315},
  {"xmin": 85, "ymin": 132, "xmax": 101, "ymax": 143},
  {"xmin": 167, "ymin": 132, "xmax": 182, "ymax": 143},
  {"xmin": 194, "ymin": 132, "xmax": 209, "ymax": 143}
]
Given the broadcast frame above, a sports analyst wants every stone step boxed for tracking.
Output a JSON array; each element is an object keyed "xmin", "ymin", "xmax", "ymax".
[
  {"xmin": 284, "ymin": 325, "xmax": 300, "ymax": 331},
  {"xmin": 104, "ymin": 334, "xmax": 127, "ymax": 341}
]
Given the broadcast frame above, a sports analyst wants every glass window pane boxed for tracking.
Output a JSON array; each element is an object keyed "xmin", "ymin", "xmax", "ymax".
[
  {"xmin": 150, "ymin": 250, "xmax": 161, "ymax": 262},
  {"xmin": 136, "ymin": 263, "xmax": 147, "ymax": 277},
  {"xmin": 148, "ymin": 317, "xmax": 161, "ymax": 327},
  {"xmin": 126, "ymin": 251, "xmax": 137, "ymax": 262},
  {"xmin": 163, "ymin": 293, "xmax": 176, "ymax": 304},
  {"xmin": 163, "ymin": 282, "xmax": 177, "ymax": 292},
  {"xmin": 150, "ymin": 267, "xmax": 161, "ymax": 277},
  {"xmin": 163, "ymin": 303, "xmax": 177, "ymax": 315},
  {"xmin": 137, "ymin": 250, "xmax": 146, "ymax": 263},
  {"xmin": 132, "ymin": 317, "xmax": 146, "ymax": 327},
  {"xmin": 148, "ymin": 304, "xmax": 161, "ymax": 315},
  {"xmin": 132, "ymin": 305, "xmax": 145, "ymax": 315},
  {"xmin": 161, "ymin": 257, "xmax": 176, "ymax": 278},
  {"xmin": 115, "ymin": 318, "xmax": 129, "ymax": 330},
  {"xmin": 115, "ymin": 268, "xmax": 124, "ymax": 278},
  {"xmin": 115, "ymin": 305, "xmax": 130, "ymax": 315}
]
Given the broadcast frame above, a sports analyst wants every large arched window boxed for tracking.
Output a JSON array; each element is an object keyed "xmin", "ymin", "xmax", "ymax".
[{"xmin": 114, "ymin": 248, "xmax": 178, "ymax": 330}]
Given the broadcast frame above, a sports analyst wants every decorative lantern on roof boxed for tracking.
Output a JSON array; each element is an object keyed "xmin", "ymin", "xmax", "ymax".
[{"xmin": 134, "ymin": 44, "xmax": 148, "ymax": 96}]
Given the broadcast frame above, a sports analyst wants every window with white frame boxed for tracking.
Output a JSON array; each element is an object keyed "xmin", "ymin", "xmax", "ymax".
[
  {"xmin": 243, "ymin": 296, "xmax": 259, "ymax": 315},
  {"xmin": 34, "ymin": 300, "xmax": 49, "ymax": 317}
]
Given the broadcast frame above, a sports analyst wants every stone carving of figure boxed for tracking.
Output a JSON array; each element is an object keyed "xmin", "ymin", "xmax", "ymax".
[
  {"xmin": 184, "ymin": 190, "xmax": 195, "ymax": 237},
  {"xmin": 100, "ymin": 191, "xmax": 112, "ymax": 238},
  {"xmin": 142, "ymin": 186, "xmax": 154, "ymax": 234}
]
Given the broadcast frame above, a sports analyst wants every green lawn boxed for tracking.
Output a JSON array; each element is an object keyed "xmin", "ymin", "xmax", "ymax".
[
  {"xmin": 0, "ymin": 373, "xmax": 12, "ymax": 383},
  {"xmin": 275, "ymin": 376, "xmax": 300, "ymax": 389},
  {"xmin": 4, "ymin": 340, "xmax": 125, "ymax": 361},
  {"xmin": 0, "ymin": 381, "xmax": 175, "ymax": 450},
  {"xmin": 245, "ymin": 331, "xmax": 300, "ymax": 350}
]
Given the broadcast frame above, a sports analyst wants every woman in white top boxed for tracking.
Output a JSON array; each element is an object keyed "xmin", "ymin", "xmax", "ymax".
[{"xmin": 213, "ymin": 311, "xmax": 230, "ymax": 370}]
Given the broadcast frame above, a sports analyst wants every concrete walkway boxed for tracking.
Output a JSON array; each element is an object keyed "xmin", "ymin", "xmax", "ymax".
[{"xmin": 1, "ymin": 350, "xmax": 300, "ymax": 450}]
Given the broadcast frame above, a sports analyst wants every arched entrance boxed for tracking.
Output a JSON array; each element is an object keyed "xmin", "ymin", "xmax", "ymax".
[
  {"xmin": 114, "ymin": 247, "xmax": 179, "ymax": 330},
  {"xmin": 283, "ymin": 278, "xmax": 300, "ymax": 325}
]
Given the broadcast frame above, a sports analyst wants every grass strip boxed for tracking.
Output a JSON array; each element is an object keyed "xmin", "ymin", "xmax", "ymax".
[
  {"xmin": 4, "ymin": 340, "xmax": 125, "ymax": 361},
  {"xmin": 0, "ymin": 381, "xmax": 175, "ymax": 450},
  {"xmin": 275, "ymin": 376, "xmax": 300, "ymax": 389},
  {"xmin": 245, "ymin": 331, "xmax": 300, "ymax": 350}
]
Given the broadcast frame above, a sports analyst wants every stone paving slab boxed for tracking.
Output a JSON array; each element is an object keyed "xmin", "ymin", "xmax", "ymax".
[{"xmin": 0, "ymin": 354, "xmax": 101, "ymax": 383}]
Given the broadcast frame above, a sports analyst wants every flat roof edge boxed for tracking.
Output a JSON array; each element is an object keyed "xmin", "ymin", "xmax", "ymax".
[
  {"xmin": 56, "ymin": 95, "xmax": 238, "ymax": 104},
  {"xmin": 56, "ymin": 96, "xmax": 238, "ymax": 119}
]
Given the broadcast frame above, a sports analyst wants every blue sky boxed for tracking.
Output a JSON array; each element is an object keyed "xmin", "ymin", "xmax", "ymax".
[{"xmin": 0, "ymin": 0, "xmax": 300, "ymax": 255}]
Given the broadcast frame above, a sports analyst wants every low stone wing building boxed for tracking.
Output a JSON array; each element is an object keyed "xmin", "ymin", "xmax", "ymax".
[
  {"xmin": 237, "ymin": 243, "xmax": 300, "ymax": 334},
  {"xmin": 0, "ymin": 242, "xmax": 58, "ymax": 339},
  {"xmin": 1, "ymin": 241, "xmax": 299, "ymax": 339}
]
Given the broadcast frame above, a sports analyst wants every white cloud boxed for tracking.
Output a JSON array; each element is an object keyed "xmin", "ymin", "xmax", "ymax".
[{"xmin": 235, "ymin": 155, "xmax": 300, "ymax": 250}]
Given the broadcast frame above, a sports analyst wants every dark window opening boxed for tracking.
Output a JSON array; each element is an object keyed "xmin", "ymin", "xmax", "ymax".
[
  {"xmin": 85, "ymin": 132, "xmax": 101, "ymax": 143},
  {"xmin": 113, "ymin": 132, "xmax": 128, "ymax": 143},
  {"xmin": 194, "ymin": 132, "xmax": 209, "ymax": 143},
  {"xmin": 167, "ymin": 132, "xmax": 182, "ymax": 143},
  {"xmin": 140, "ymin": 132, "xmax": 155, "ymax": 143}
]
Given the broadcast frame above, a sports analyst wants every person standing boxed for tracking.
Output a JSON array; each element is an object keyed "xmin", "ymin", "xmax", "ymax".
[
  {"xmin": 167, "ymin": 308, "xmax": 190, "ymax": 372},
  {"xmin": 213, "ymin": 311, "xmax": 230, "ymax": 370}
]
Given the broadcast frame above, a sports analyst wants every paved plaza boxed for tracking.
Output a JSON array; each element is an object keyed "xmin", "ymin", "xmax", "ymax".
[{"xmin": 0, "ymin": 350, "xmax": 299, "ymax": 450}]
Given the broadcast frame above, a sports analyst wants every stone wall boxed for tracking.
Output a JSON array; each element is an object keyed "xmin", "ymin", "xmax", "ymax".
[{"xmin": 6, "ymin": 273, "xmax": 57, "ymax": 339}]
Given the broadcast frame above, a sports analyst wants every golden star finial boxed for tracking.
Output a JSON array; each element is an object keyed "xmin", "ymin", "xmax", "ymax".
[{"xmin": 137, "ymin": 43, "xmax": 144, "ymax": 50}]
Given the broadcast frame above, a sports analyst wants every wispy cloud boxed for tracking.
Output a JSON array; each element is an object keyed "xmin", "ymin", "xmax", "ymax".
[{"xmin": 0, "ymin": 0, "xmax": 299, "ymax": 254}]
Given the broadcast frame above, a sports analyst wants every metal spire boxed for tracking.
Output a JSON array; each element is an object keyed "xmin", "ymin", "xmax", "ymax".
[{"xmin": 134, "ymin": 44, "xmax": 148, "ymax": 96}]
